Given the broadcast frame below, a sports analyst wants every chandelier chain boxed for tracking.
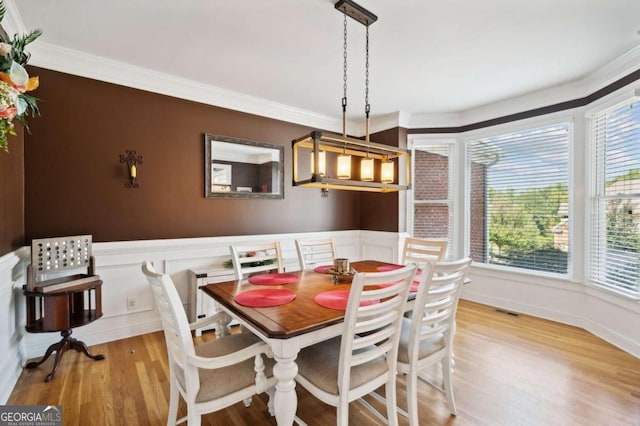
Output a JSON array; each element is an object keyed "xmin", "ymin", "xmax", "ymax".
[
  {"xmin": 365, "ymin": 23, "xmax": 370, "ymax": 117},
  {"xmin": 342, "ymin": 10, "xmax": 348, "ymax": 111}
]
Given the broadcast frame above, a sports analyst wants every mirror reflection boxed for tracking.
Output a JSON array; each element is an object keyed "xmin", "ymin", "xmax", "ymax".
[{"xmin": 204, "ymin": 134, "xmax": 284, "ymax": 199}]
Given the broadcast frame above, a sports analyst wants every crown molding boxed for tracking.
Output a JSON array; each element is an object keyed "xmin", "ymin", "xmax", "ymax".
[
  {"xmin": 10, "ymin": 0, "xmax": 640, "ymax": 135},
  {"xmin": 2, "ymin": 0, "xmax": 27, "ymax": 36},
  {"xmin": 27, "ymin": 41, "xmax": 345, "ymax": 134},
  {"xmin": 447, "ymin": 45, "xmax": 640, "ymax": 129}
]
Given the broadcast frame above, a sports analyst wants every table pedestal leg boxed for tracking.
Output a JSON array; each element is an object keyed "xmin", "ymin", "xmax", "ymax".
[
  {"xmin": 273, "ymin": 354, "xmax": 298, "ymax": 426},
  {"xmin": 25, "ymin": 329, "xmax": 105, "ymax": 382}
]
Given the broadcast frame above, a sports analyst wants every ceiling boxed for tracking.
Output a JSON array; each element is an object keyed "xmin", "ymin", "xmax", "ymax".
[{"xmin": 13, "ymin": 0, "xmax": 640, "ymax": 128}]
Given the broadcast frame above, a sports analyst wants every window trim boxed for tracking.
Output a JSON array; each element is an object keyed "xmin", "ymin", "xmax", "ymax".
[
  {"xmin": 406, "ymin": 135, "xmax": 459, "ymax": 258},
  {"xmin": 462, "ymin": 115, "xmax": 575, "ymax": 279},
  {"xmin": 585, "ymin": 96, "xmax": 640, "ymax": 299}
]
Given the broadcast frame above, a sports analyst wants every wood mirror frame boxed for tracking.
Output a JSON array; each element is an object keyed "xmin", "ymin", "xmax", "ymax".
[{"xmin": 204, "ymin": 134, "xmax": 284, "ymax": 199}]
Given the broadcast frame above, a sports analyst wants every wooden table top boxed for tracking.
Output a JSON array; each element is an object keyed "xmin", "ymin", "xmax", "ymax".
[{"xmin": 201, "ymin": 260, "xmax": 397, "ymax": 339}]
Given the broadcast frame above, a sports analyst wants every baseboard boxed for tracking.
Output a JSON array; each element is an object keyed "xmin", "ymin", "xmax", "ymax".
[{"xmin": 460, "ymin": 290, "xmax": 584, "ymax": 328}]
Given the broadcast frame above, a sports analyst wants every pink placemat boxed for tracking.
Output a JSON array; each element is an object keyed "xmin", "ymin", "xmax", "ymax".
[
  {"xmin": 377, "ymin": 280, "xmax": 421, "ymax": 293},
  {"xmin": 248, "ymin": 273, "xmax": 298, "ymax": 285},
  {"xmin": 314, "ymin": 290, "xmax": 379, "ymax": 311},
  {"xmin": 234, "ymin": 288, "xmax": 296, "ymax": 307},
  {"xmin": 313, "ymin": 264, "xmax": 333, "ymax": 273},
  {"xmin": 376, "ymin": 264, "xmax": 422, "ymax": 275}
]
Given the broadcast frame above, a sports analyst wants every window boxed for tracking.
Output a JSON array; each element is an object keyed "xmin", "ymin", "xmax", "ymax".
[
  {"xmin": 408, "ymin": 141, "xmax": 455, "ymax": 258},
  {"xmin": 590, "ymin": 100, "xmax": 640, "ymax": 298},
  {"xmin": 466, "ymin": 123, "xmax": 571, "ymax": 274}
]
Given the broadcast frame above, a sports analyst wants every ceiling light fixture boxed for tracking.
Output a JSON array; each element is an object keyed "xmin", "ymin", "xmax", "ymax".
[{"xmin": 292, "ymin": 0, "xmax": 411, "ymax": 194}]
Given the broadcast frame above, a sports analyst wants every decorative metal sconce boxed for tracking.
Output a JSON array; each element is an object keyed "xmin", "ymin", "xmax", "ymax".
[{"xmin": 119, "ymin": 150, "xmax": 143, "ymax": 188}]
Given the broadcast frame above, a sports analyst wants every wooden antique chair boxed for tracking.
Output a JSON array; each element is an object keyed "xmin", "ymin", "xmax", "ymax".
[
  {"xmin": 229, "ymin": 241, "xmax": 284, "ymax": 279},
  {"xmin": 295, "ymin": 237, "xmax": 337, "ymax": 270},
  {"xmin": 294, "ymin": 264, "xmax": 417, "ymax": 425},
  {"xmin": 141, "ymin": 262, "xmax": 276, "ymax": 425},
  {"xmin": 24, "ymin": 234, "xmax": 105, "ymax": 382}
]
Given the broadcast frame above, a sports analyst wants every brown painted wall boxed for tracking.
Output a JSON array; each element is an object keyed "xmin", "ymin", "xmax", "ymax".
[
  {"xmin": 0, "ymin": 126, "xmax": 25, "ymax": 255},
  {"xmin": 358, "ymin": 127, "xmax": 404, "ymax": 232},
  {"xmin": 24, "ymin": 68, "xmax": 360, "ymax": 242}
]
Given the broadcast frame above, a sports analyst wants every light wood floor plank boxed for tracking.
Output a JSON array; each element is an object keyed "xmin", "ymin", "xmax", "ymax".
[{"xmin": 8, "ymin": 301, "xmax": 640, "ymax": 425}]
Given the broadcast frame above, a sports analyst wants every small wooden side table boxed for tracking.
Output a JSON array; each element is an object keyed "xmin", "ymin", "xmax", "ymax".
[{"xmin": 23, "ymin": 279, "xmax": 105, "ymax": 382}]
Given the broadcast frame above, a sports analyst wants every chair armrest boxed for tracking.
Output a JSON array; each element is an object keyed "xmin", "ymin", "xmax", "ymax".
[
  {"xmin": 187, "ymin": 341, "xmax": 270, "ymax": 369},
  {"xmin": 188, "ymin": 312, "xmax": 228, "ymax": 331}
]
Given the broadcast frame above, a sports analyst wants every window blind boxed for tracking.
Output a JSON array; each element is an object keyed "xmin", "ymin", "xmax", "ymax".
[
  {"xmin": 412, "ymin": 144, "xmax": 453, "ymax": 258},
  {"xmin": 591, "ymin": 100, "xmax": 640, "ymax": 298},
  {"xmin": 467, "ymin": 123, "xmax": 570, "ymax": 274}
]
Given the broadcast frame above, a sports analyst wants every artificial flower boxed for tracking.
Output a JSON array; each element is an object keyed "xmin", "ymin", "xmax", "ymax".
[
  {"xmin": 0, "ymin": 0, "xmax": 42, "ymax": 152},
  {"xmin": 0, "ymin": 42, "xmax": 11, "ymax": 56}
]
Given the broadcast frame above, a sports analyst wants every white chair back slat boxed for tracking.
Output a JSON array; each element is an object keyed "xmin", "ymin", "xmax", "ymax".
[
  {"xmin": 338, "ymin": 265, "xmax": 417, "ymax": 397},
  {"xmin": 399, "ymin": 257, "xmax": 472, "ymax": 421},
  {"xmin": 230, "ymin": 242, "xmax": 284, "ymax": 279},
  {"xmin": 402, "ymin": 237, "xmax": 448, "ymax": 264},
  {"xmin": 295, "ymin": 237, "xmax": 337, "ymax": 270}
]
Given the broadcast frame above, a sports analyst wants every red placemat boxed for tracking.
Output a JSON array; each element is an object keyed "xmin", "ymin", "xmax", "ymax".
[
  {"xmin": 314, "ymin": 290, "xmax": 379, "ymax": 311},
  {"xmin": 377, "ymin": 280, "xmax": 421, "ymax": 293},
  {"xmin": 313, "ymin": 264, "xmax": 333, "ymax": 273},
  {"xmin": 376, "ymin": 264, "xmax": 422, "ymax": 275},
  {"xmin": 234, "ymin": 288, "xmax": 296, "ymax": 307},
  {"xmin": 248, "ymin": 273, "xmax": 298, "ymax": 285}
]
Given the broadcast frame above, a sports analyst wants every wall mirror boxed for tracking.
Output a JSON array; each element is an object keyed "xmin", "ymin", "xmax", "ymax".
[{"xmin": 204, "ymin": 134, "xmax": 284, "ymax": 199}]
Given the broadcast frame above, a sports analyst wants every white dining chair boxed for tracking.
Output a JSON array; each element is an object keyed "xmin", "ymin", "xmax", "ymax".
[
  {"xmin": 396, "ymin": 257, "xmax": 472, "ymax": 424},
  {"xmin": 295, "ymin": 237, "xmax": 337, "ymax": 270},
  {"xmin": 229, "ymin": 241, "xmax": 284, "ymax": 279},
  {"xmin": 294, "ymin": 264, "xmax": 417, "ymax": 426},
  {"xmin": 402, "ymin": 237, "xmax": 448, "ymax": 264},
  {"xmin": 141, "ymin": 261, "xmax": 276, "ymax": 426}
]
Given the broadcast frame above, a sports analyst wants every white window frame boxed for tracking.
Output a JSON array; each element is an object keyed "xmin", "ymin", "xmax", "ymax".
[
  {"xmin": 406, "ymin": 135, "xmax": 461, "ymax": 259},
  {"xmin": 463, "ymin": 114, "xmax": 575, "ymax": 279},
  {"xmin": 585, "ymin": 89, "xmax": 640, "ymax": 299}
]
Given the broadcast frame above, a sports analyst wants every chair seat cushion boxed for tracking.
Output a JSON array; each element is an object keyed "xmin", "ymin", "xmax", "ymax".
[
  {"xmin": 296, "ymin": 336, "xmax": 388, "ymax": 395},
  {"xmin": 177, "ymin": 333, "xmax": 274, "ymax": 402},
  {"xmin": 397, "ymin": 317, "xmax": 445, "ymax": 364}
]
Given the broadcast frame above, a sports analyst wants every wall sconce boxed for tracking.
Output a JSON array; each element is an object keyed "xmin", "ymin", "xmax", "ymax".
[{"xmin": 119, "ymin": 150, "xmax": 143, "ymax": 188}]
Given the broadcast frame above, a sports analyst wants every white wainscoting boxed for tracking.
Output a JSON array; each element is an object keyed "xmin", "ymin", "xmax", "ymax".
[
  {"xmin": 1, "ymin": 230, "xmax": 395, "ymax": 403},
  {"xmin": 3, "ymin": 229, "xmax": 639, "ymax": 403},
  {"xmin": 0, "ymin": 251, "xmax": 25, "ymax": 404}
]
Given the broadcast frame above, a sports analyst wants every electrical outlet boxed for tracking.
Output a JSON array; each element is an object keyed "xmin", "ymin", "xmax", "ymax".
[{"xmin": 127, "ymin": 297, "xmax": 137, "ymax": 311}]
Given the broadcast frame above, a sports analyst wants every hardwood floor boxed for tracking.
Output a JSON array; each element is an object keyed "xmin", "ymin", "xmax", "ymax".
[{"xmin": 8, "ymin": 300, "xmax": 640, "ymax": 425}]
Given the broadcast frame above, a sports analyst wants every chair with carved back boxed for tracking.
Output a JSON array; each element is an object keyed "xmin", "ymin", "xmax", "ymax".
[
  {"xmin": 294, "ymin": 264, "xmax": 417, "ymax": 425},
  {"xmin": 141, "ymin": 261, "xmax": 275, "ymax": 425},
  {"xmin": 295, "ymin": 237, "xmax": 337, "ymax": 271},
  {"xmin": 24, "ymin": 235, "xmax": 105, "ymax": 382}
]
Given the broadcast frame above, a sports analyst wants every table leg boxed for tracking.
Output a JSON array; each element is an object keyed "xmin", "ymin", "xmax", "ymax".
[
  {"xmin": 215, "ymin": 312, "xmax": 233, "ymax": 338},
  {"xmin": 272, "ymin": 354, "xmax": 298, "ymax": 426}
]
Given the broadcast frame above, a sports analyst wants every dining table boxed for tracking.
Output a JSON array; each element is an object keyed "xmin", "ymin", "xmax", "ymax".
[{"xmin": 201, "ymin": 260, "xmax": 408, "ymax": 426}]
